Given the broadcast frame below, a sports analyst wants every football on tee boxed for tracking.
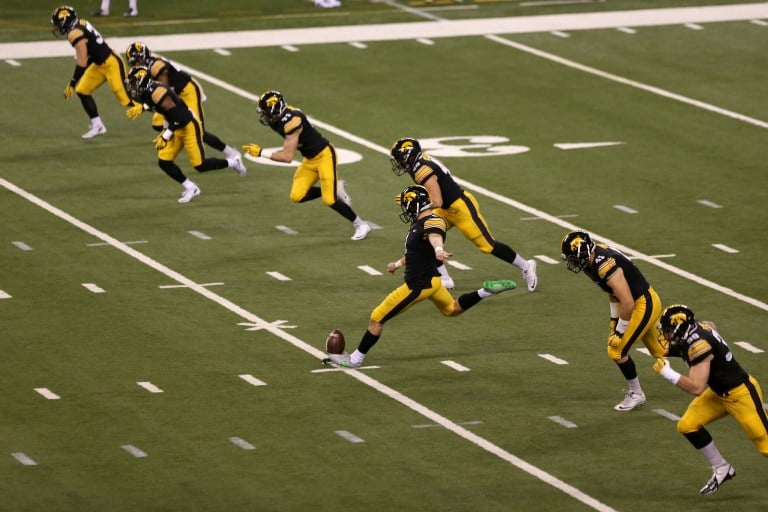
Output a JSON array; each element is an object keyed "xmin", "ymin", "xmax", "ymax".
[{"xmin": 325, "ymin": 329, "xmax": 345, "ymax": 354}]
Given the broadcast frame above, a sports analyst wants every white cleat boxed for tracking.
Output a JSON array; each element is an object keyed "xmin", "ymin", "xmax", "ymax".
[
  {"xmin": 700, "ymin": 464, "xmax": 735, "ymax": 496},
  {"xmin": 123, "ymin": 8, "xmax": 138, "ymax": 17},
  {"xmin": 351, "ymin": 222, "xmax": 372, "ymax": 241},
  {"xmin": 523, "ymin": 259, "xmax": 538, "ymax": 292},
  {"xmin": 81, "ymin": 124, "xmax": 107, "ymax": 139},
  {"xmin": 178, "ymin": 186, "xmax": 201, "ymax": 203},
  {"xmin": 336, "ymin": 179, "xmax": 352, "ymax": 207},
  {"xmin": 614, "ymin": 390, "xmax": 646, "ymax": 411},
  {"xmin": 228, "ymin": 154, "xmax": 247, "ymax": 176}
]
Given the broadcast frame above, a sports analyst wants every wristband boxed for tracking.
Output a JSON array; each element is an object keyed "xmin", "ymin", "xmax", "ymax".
[
  {"xmin": 660, "ymin": 364, "xmax": 682, "ymax": 385},
  {"xmin": 610, "ymin": 302, "xmax": 620, "ymax": 318},
  {"xmin": 616, "ymin": 318, "xmax": 629, "ymax": 334},
  {"xmin": 393, "ymin": 260, "xmax": 403, "ymax": 269},
  {"xmin": 434, "ymin": 246, "xmax": 444, "ymax": 254},
  {"xmin": 161, "ymin": 128, "xmax": 173, "ymax": 141}
]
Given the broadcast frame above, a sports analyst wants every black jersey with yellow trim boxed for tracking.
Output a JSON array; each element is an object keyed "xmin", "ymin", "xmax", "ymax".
[
  {"xmin": 140, "ymin": 82, "xmax": 193, "ymax": 129},
  {"xmin": 584, "ymin": 244, "xmax": 650, "ymax": 299},
  {"xmin": 67, "ymin": 20, "xmax": 111, "ymax": 65},
  {"xmin": 268, "ymin": 106, "xmax": 328, "ymax": 159},
  {"xmin": 146, "ymin": 56, "xmax": 192, "ymax": 93},
  {"xmin": 409, "ymin": 155, "xmax": 464, "ymax": 207},
  {"xmin": 403, "ymin": 214, "xmax": 446, "ymax": 289},
  {"xmin": 682, "ymin": 323, "xmax": 750, "ymax": 395}
]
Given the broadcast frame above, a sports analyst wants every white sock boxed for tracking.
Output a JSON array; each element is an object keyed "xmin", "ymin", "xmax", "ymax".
[
  {"xmin": 627, "ymin": 377, "xmax": 643, "ymax": 394},
  {"xmin": 128, "ymin": 0, "xmax": 138, "ymax": 10},
  {"xmin": 182, "ymin": 179, "xmax": 197, "ymax": 190},
  {"xmin": 513, "ymin": 254, "xmax": 529, "ymax": 271},
  {"xmin": 437, "ymin": 263, "xmax": 453, "ymax": 280},
  {"xmin": 700, "ymin": 441, "xmax": 728, "ymax": 468},
  {"xmin": 223, "ymin": 145, "xmax": 238, "ymax": 157},
  {"xmin": 350, "ymin": 349, "xmax": 365, "ymax": 365},
  {"xmin": 477, "ymin": 288, "xmax": 493, "ymax": 299},
  {"xmin": 91, "ymin": 116, "xmax": 105, "ymax": 128},
  {"xmin": 353, "ymin": 216, "xmax": 364, "ymax": 227}
]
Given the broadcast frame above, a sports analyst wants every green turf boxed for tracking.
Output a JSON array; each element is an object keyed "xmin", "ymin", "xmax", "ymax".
[{"xmin": 1, "ymin": 2, "xmax": 767, "ymax": 511}]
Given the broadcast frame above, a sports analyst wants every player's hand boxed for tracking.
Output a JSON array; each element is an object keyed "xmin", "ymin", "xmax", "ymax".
[
  {"xmin": 242, "ymin": 143, "xmax": 262, "ymax": 157},
  {"xmin": 435, "ymin": 248, "xmax": 453, "ymax": 261},
  {"xmin": 607, "ymin": 333, "xmax": 622, "ymax": 349},
  {"xmin": 653, "ymin": 357, "xmax": 668, "ymax": 374},
  {"xmin": 64, "ymin": 83, "xmax": 75, "ymax": 99},
  {"xmin": 154, "ymin": 134, "xmax": 169, "ymax": 150},
  {"xmin": 126, "ymin": 103, "xmax": 144, "ymax": 120},
  {"xmin": 386, "ymin": 261, "xmax": 401, "ymax": 274}
]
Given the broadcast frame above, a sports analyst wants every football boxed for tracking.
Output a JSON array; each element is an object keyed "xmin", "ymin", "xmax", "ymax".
[{"xmin": 325, "ymin": 329, "xmax": 345, "ymax": 354}]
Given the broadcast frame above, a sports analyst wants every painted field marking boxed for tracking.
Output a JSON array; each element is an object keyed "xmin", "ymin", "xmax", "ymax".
[
  {"xmin": 653, "ymin": 408, "xmax": 681, "ymax": 421},
  {"xmin": 88, "ymin": 240, "xmax": 147, "ymax": 246},
  {"xmin": 617, "ymin": 27, "xmax": 636, "ymax": 34},
  {"xmin": 229, "ymin": 437, "xmax": 256, "ymax": 450},
  {"xmin": 446, "ymin": 260, "xmax": 472, "ymax": 270},
  {"xmin": 697, "ymin": 199, "xmax": 722, "ymax": 208},
  {"xmin": 684, "ymin": 23, "xmax": 703, "ymax": 30},
  {"xmin": 735, "ymin": 341, "xmax": 764, "ymax": 354},
  {"xmin": 159, "ymin": 282, "xmax": 224, "ymax": 289},
  {"xmin": 551, "ymin": 31, "xmax": 570, "ymax": 38},
  {"xmin": 441, "ymin": 360, "xmax": 470, "ymax": 372},
  {"xmin": 311, "ymin": 365, "xmax": 380, "ymax": 373},
  {"xmin": 5, "ymin": 59, "xmax": 21, "ymax": 66},
  {"xmin": 539, "ymin": 354, "xmax": 569, "ymax": 365},
  {"xmin": 521, "ymin": 0, "xmax": 595, "ymax": 6},
  {"xmin": 636, "ymin": 347, "xmax": 651, "ymax": 356},
  {"xmin": 266, "ymin": 271, "xmax": 291, "ymax": 281},
  {"xmin": 11, "ymin": 453, "xmax": 37, "ymax": 466},
  {"xmin": 712, "ymin": 243, "xmax": 739, "ymax": 254},
  {"xmin": 521, "ymin": 213, "xmax": 578, "ymax": 221},
  {"xmin": 34, "ymin": 388, "xmax": 60, "ymax": 400},
  {"xmin": 82, "ymin": 283, "xmax": 105, "ymax": 293},
  {"xmin": 121, "ymin": 445, "xmax": 148, "ymax": 458},
  {"xmin": 613, "ymin": 205, "xmax": 638, "ymax": 214},
  {"xmin": 554, "ymin": 142, "xmax": 623, "ymax": 150},
  {"xmin": 349, "ymin": 41, "xmax": 367, "ymax": 49},
  {"xmin": 188, "ymin": 230, "xmax": 212, "ymax": 240},
  {"xmin": 536, "ymin": 255, "xmax": 560, "ymax": 265},
  {"xmin": 0, "ymin": 290, "xmax": 11, "ymax": 299},
  {"xmin": 137, "ymin": 381, "xmax": 164, "ymax": 393},
  {"xmin": 637, "ymin": 254, "xmax": 676, "ymax": 260},
  {"xmin": 752, "ymin": 19, "xmax": 768, "ymax": 26},
  {"xmin": 358, "ymin": 265, "xmax": 383, "ymax": 276},
  {"xmin": 12, "ymin": 241, "xmax": 32, "ymax": 250},
  {"xmin": 214, "ymin": 48, "xmax": 231, "ymax": 56},
  {"xmin": 239, "ymin": 374, "xmax": 267, "ymax": 387},
  {"xmin": 412, "ymin": 420, "xmax": 483, "ymax": 429},
  {"xmin": 335, "ymin": 430, "xmax": 365, "ymax": 443},
  {"xmin": 275, "ymin": 225, "xmax": 298, "ymax": 235},
  {"xmin": 282, "ymin": 45, "xmax": 299, "ymax": 52},
  {"xmin": 417, "ymin": 38, "xmax": 435, "ymax": 45},
  {"xmin": 548, "ymin": 416, "xmax": 578, "ymax": 428}
]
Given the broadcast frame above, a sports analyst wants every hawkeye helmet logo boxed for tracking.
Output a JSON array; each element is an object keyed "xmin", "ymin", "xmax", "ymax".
[
  {"xmin": 668, "ymin": 312, "xmax": 689, "ymax": 327},
  {"xmin": 265, "ymin": 95, "xmax": 279, "ymax": 108},
  {"xmin": 569, "ymin": 236, "xmax": 585, "ymax": 254},
  {"xmin": 400, "ymin": 141, "xmax": 414, "ymax": 152}
]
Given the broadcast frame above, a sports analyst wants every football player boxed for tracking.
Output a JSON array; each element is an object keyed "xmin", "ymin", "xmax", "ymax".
[
  {"xmin": 241, "ymin": 90, "xmax": 372, "ymax": 241},
  {"xmin": 125, "ymin": 66, "xmax": 245, "ymax": 203},
  {"xmin": 655, "ymin": 305, "xmax": 767, "ymax": 496},
  {"xmin": 325, "ymin": 185, "xmax": 517, "ymax": 369},
  {"xmin": 390, "ymin": 137, "xmax": 537, "ymax": 292},
  {"xmin": 50, "ymin": 5, "xmax": 134, "ymax": 139},
  {"xmin": 561, "ymin": 230, "xmax": 667, "ymax": 411},
  {"xmin": 125, "ymin": 42, "xmax": 245, "ymax": 174}
]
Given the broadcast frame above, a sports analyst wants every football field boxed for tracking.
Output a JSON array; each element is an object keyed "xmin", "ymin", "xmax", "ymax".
[{"xmin": 1, "ymin": 1, "xmax": 767, "ymax": 511}]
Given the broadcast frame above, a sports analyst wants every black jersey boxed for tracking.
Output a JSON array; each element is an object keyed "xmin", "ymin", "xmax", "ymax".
[
  {"xmin": 409, "ymin": 155, "xmax": 464, "ymax": 207},
  {"xmin": 139, "ymin": 82, "xmax": 193, "ymax": 130},
  {"xmin": 682, "ymin": 323, "xmax": 750, "ymax": 395},
  {"xmin": 403, "ymin": 214, "xmax": 447, "ymax": 289},
  {"xmin": 146, "ymin": 56, "xmax": 192, "ymax": 93},
  {"xmin": 267, "ymin": 106, "xmax": 328, "ymax": 159},
  {"xmin": 67, "ymin": 19, "xmax": 112, "ymax": 65},
  {"xmin": 585, "ymin": 244, "xmax": 650, "ymax": 299}
]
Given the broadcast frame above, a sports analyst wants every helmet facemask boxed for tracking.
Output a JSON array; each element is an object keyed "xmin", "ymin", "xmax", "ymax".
[
  {"xmin": 257, "ymin": 91, "xmax": 286, "ymax": 126},
  {"xmin": 396, "ymin": 186, "xmax": 432, "ymax": 224},
  {"xmin": 390, "ymin": 138, "xmax": 421, "ymax": 176},
  {"xmin": 561, "ymin": 231, "xmax": 594, "ymax": 273}
]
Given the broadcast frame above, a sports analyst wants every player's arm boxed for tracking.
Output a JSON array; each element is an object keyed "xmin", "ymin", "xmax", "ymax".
[
  {"xmin": 387, "ymin": 257, "xmax": 405, "ymax": 274},
  {"xmin": 73, "ymin": 39, "xmax": 88, "ymax": 68},
  {"xmin": 606, "ymin": 269, "xmax": 634, "ymax": 333},
  {"xmin": 422, "ymin": 175, "xmax": 444, "ymax": 209},
  {"xmin": 656, "ymin": 354, "xmax": 712, "ymax": 396},
  {"xmin": 270, "ymin": 128, "xmax": 300, "ymax": 163},
  {"xmin": 428, "ymin": 232, "xmax": 452, "ymax": 261}
]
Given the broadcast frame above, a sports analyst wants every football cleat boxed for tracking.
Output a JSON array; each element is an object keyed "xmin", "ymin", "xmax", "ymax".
[
  {"xmin": 228, "ymin": 154, "xmax": 247, "ymax": 176},
  {"xmin": 81, "ymin": 124, "xmax": 107, "ymax": 139},
  {"xmin": 614, "ymin": 390, "xmax": 646, "ymax": 411},
  {"xmin": 351, "ymin": 222, "xmax": 372, "ymax": 241},
  {"xmin": 178, "ymin": 186, "xmax": 200, "ymax": 203},
  {"xmin": 700, "ymin": 464, "xmax": 735, "ymax": 496},
  {"xmin": 123, "ymin": 9, "xmax": 138, "ymax": 17},
  {"xmin": 482, "ymin": 280, "xmax": 517, "ymax": 294},
  {"xmin": 523, "ymin": 259, "xmax": 538, "ymax": 292},
  {"xmin": 324, "ymin": 353, "xmax": 361, "ymax": 369}
]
